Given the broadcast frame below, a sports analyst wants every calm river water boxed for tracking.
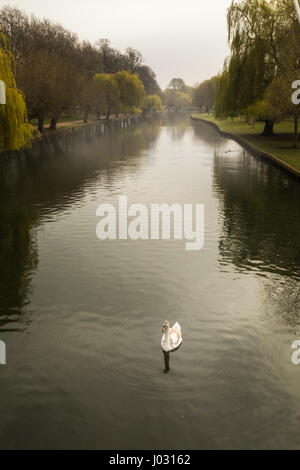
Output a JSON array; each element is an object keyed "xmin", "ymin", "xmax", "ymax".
[{"xmin": 0, "ymin": 113, "xmax": 299, "ymax": 449}]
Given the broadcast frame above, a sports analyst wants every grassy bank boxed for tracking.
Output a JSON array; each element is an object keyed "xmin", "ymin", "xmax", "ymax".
[
  {"xmin": 30, "ymin": 113, "xmax": 141, "ymax": 136},
  {"xmin": 191, "ymin": 114, "xmax": 300, "ymax": 173}
]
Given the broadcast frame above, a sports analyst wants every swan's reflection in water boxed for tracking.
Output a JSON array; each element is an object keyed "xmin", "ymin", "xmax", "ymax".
[
  {"xmin": 163, "ymin": 351, "xmax": 170, "ymax": 373},
  {"xmin": 163, "ymin": 343, "xmax": 182, "ymax": 373}
]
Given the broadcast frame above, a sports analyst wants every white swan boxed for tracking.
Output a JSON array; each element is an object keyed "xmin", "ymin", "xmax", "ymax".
[{"xmin": 161, "ymin": 321, "xmax": 182, "ymax": 352}]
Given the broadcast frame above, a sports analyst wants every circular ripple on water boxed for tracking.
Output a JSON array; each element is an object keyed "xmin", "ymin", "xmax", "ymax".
[
  {"xmin": 77, "ymin": 313, "xmax": 238, "ymax": 401},
  {"xmin": 24, "ymin": 304, "xmax": 288, "ymax": 409}
]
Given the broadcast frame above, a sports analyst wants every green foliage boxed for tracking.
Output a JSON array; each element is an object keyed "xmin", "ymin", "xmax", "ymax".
[
  {"xmin": 113, "ymin": 71, "xmax": 145, "ymax": 114},
  {"xmin": 143, "ymin": 94, "xmax": 162, "ymax": 113},
  {"xmin": 246, "ymin": 76, "xmax": 300, "ymax": 145},
  {"xmin": 247, "ymin": 77, "xmax": 299, "ymax": 122},
  {"xmin": 214, "ymin": 0, "xmax": 300, "ymax": 140},
  {"xmin": 216, "ymin": 0, "xmax": 299, "ymax": 115},
  {"xmin": 247, "ymin": 100, "xmax": 272, "ymax": 121},
  {"xmin": 18, "ymin": 51, "xmax": 82, "ymax": 127},
  {"xmin": 194, "ymin": 76, "xmax": 217, "ymax": 112},
  {"xmin": 0, "ymin": 35, "xmax": 34, "ymax": 151},
  {"xmin": 163, "ymin": 77, "xmax": 194, "ymax": 110},
  {"xmin": 0, "ymin": 6, "xmax": 159, "ymax": 131},
  {"xmin": 175, "ymin": 91, "xmax": 192, "ymax": 109},
  {"xmin": 264, "ymin": 77, "xmax": 300, "ymax": 120},
  {"xmin": 215, "ymin": 67, "xmax": 240, "ymax": 119},
  {"xmin": 162, "ymin": 89, "xmax": 191, "ymax": 110},
  {"xmin": 86, "ymin": 71, "xmax": 146, "ymax": 119},
  {"xmin": 93, "ymin": 73, "xmax": 120, "ymax": 116}
]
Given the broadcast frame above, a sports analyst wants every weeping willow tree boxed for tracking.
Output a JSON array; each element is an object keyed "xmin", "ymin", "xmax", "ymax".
[
  {"xmin": 216, "ymin": 0, "xmax": 299, "ymax": 136},
  {"xmin": 216, "ymin": 0, "xmax": 279, "ymax": 134},
  {"xmin": 0, "ymin": 34, "xmax": 34, "ymax": 152}
]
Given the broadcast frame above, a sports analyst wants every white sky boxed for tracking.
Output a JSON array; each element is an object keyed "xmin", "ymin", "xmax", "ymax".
[{"xmin": 1, "ymin": 0, "xmax": 232, "ymax": 88}]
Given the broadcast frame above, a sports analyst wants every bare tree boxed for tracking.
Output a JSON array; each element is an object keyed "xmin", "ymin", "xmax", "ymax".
[
  {"xmin": 168, "ymin": 78, "xmax": 186, "ymax": 92},
  {"xmin": 124, "ymin": 47, "xmax": 143, "ymax": 73}
]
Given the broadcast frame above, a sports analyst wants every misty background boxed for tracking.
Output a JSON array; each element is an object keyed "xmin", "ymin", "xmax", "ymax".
[{"xmin": 1, "ymin": 0, "xmax": 231, "ymax": 88}]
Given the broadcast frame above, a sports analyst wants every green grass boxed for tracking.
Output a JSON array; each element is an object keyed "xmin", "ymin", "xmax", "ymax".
[
  {"xmin": 29, "ymin": 113, "xmax": 98, "ymax": 126},
  {"xmin": 191, "ymin": 114, "xmax": 300, "ymax": 172},
  {"xmin": 44, "ymin": 113, "xmax": 86, "ymax": 124}
]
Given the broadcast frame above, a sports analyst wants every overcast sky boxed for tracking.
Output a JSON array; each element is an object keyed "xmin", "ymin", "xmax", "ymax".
[{"xmin": 1, "ymin": 0, "xmax": 232, "ymax": 88}]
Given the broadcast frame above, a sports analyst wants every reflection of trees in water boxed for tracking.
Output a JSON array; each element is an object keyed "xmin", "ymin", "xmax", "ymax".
[
  {"xmin": 190, "ymin": 119, "xmax": 300, "ymax": 330},
  {"xmin": 191, "ymin": 119, "xmax": 226, "ymax": 148},
  {"xmin": 98, "ymin": 118, "xmax": 162, "ymax": 159},
  {"xmin": 212, "ymin": 149, "xmax": 300, "ymax": 279},
  {"xmin": 20, "ymin": 118, "xmax": 163, "ymax": 215},
  {"xmin": 0, "ymin": 205, "xmax": 39, "ymax": 331},
  {"xmin": 264, "ymin": 278, "xmax": 300, "ymax": 330},
  {"xmin": 0, "ymin": 118, "xmax": 162, "ymax": 330},
  {"xmin": 164, "ymin": 111, "xmax": 190, "ymax": 141}
]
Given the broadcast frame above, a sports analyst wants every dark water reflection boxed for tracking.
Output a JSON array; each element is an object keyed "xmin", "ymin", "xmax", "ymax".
[
  {"xmin": 0, "ymin": 113, "xmax": 299, "ymax": 449},
  {"xmin": 213, "ymin": 147, "xmax": 300, "ymax": 279}
]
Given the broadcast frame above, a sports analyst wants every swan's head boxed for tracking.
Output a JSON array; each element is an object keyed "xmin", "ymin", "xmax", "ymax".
[{"xmin": 162, "ymin": 321, "xmax": 169, "ymax": 333}]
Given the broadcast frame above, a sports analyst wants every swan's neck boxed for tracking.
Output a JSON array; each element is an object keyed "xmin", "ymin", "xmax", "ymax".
[{"xmin": 164, "ymin": 326, "xmax": 170, "ymax": 341}]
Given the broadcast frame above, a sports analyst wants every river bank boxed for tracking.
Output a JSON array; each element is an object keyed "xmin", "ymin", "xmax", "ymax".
[
  {"xmin": 191, "ymin": 114, "xmax": 300, "ymax": 179},
  {"xmin": 38, "ymin": 113, "xmax": 146, "ymax": 138},
  {"xmin": 39, "ymin": 113, "xmax": 143, "ymax": 134},
  {"xmin": 1, "ymin": 113, "xmax": 148, "ymax": 160}
]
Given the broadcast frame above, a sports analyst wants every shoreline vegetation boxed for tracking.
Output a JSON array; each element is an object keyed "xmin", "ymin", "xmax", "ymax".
[
  {"xmin": 193, "ymin": 0, "xmax": 300, "ymax": 180},
  {"xmin": 0, "ymin": 6, "xmax": 163, "ymax": 152},
  {"xmin": 0, "ymin": 0, "xmax": 299, "ymax": 176},
  {"xmin": 0, "ymin": 112, "xmax": 150, "ymax": 160},
  {"xmin": 191, "ymin": 114, "xmax": 300, "ymax": 178},
  {"xmin": 32, "ymin": 113, "xmax": 145, "ymax": 136}
]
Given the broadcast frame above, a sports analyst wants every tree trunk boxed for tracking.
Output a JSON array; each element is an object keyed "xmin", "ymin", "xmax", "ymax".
[
  {"xmin": 293, "ymin": 116, "xmax": 298, "ymax": 149},
  {"xmin": 105, "ymin": 111, "xmax": 110, "ymax": 120},
  {"xmin": 262, "ymin": 120, "xmax": 275, "ymax": 136},
  {"xmin": 50, "ymin": 117, "xmax": 58, "ymax": 130},
  {"xmin": 38, "ymin": 115, "xmax": 44, "ymax": 133}
]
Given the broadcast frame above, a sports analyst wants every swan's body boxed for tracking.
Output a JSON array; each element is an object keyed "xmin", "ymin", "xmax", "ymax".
[{"xmin": 161, "ymin": 321, "xmax": 182, "ymax": 352}]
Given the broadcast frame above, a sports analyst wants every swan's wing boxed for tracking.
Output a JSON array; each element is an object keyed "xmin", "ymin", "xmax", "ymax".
[
  {"xmin": 162, "ymin": 324, "xmax": 182, "ymax": 351},
  {"xmin": 173, "ymin": 322, "xmax": 181, "ymax": 332},
  {"xmin": 170, "ymin": 328, "xmax": 182, "ymax": 348}
]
